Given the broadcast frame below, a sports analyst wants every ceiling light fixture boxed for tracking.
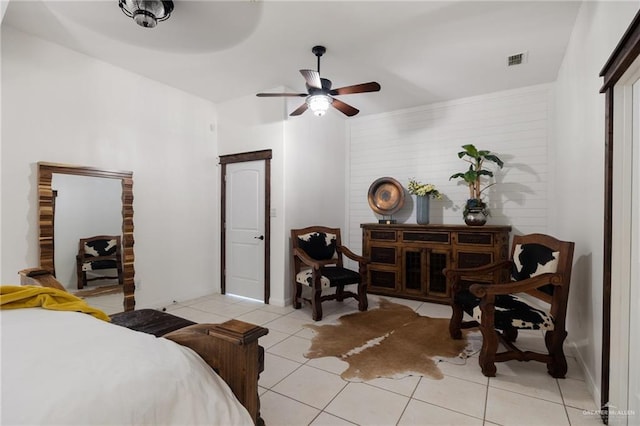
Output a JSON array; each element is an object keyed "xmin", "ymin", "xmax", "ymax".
[
  {"xmin": 118, "ymin": 0, "xmax": 174, "ymax": 29},
  {"xmin": 306, "ymin": 94, "xmax": 333, "ymax": 117}
]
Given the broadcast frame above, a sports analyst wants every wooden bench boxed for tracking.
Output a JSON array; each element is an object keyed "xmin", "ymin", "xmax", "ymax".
[{"xmin": 110, "ymin": 308, "xmax": 196, "ymax": 336}]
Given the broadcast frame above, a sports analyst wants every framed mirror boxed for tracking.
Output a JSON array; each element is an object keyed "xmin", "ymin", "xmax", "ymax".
[{"xmin": 38, "ymin": 162, "xmax": 135, "ymax": 311}]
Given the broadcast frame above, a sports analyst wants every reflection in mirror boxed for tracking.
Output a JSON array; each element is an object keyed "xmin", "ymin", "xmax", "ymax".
[
  {"xmin": 52, "ymin": 174, "xmax": 122, "ymax": 291},
  {"xmin": 38, "ymin": 162, "xmax": 135, "ymax": 312}
]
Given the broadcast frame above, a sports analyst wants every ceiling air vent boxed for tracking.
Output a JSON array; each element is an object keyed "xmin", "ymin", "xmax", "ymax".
[{"xmin": 508, "ymin": 52, "xmax": 528, "ymax": 66}]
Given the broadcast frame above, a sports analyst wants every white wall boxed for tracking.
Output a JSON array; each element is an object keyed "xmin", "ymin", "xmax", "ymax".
[
  {"xmin": 216, "ymin": 92, "xmax": 287, "ymax": 306},
  {"xmin": 284, "ymin": 111, "xmax": 347, "ymax": 230},
  {"xmin": 347, "ymin": 84, "xmax": 553, "ymax": 253},
  {"xmin": 552, "ymin": 0, "xmax": 638, "ymax": 408},
  {"xmin": 216, "ymin": 93, "xmax": 348, "ymax": 306},
  {"xmin": 1, "ymin": 0, "xmax": 9, "ymax": 23},
  {"xmin": 1, "ymin": 26, "xmax": 219, "ymax": 308},
  {"xmin": 1, "ymin": 25, "xmax": 350, "ymax": 309},
  {"xmin": 284, "ymin": 108, "xmax": 348, "ymax": 299}
]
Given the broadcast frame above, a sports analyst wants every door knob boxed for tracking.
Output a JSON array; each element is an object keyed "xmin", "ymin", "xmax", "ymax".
[{"xmin": 254, "ymin": 235, "xmax": 264, "ymax": 240}]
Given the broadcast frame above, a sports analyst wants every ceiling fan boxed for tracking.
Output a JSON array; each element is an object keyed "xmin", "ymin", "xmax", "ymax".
[{"xmin": 256, "ymin": 45, "xmax": 381, "ymax": 117}]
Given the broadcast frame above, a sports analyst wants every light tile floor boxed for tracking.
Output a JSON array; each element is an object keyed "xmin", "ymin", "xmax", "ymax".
[{"xmin": 94, "ymin": 292, "xmax": 602, "ymax": 426}]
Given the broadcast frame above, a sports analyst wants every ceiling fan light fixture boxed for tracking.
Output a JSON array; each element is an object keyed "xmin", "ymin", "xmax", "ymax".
[
  {"xmin": 307, "ymin": 94, "xmax": 332, "ymax": 117},
  {"xmin": 256, "ymin": 45, "xmax": 380, "ymax": 117},
  {"xmin": 119, "ymin": 0, "xmax": 174, "ymax": 29}
]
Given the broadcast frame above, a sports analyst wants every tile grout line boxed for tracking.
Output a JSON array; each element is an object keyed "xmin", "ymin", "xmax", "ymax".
[
  {"xmin": 394, "ymin": 376, "xmax": 424, "ymax": 426},
  {"xmin": 482, "ymin": 375, "xmax": 490, "ymax": 425},
  {"xmin": 556, "ymin": 376, "xmax": 574, "ymax": 425}
]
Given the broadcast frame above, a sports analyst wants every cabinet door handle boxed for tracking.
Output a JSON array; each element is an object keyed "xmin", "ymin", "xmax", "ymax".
[{"xmin": 254, "ymin": 235, "xmax": 264, "ymax": 240}]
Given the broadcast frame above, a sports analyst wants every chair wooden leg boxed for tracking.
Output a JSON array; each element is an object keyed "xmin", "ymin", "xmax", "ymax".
[
  {"xmin": 504, "ymin": 327, "xmax": 518, "ymax": 342},
  {"xmin": 357, "ymin": 282, "xmax": 368, "ymax": 312},
  {"xmin": 293, "ymin": 282, "xmax": 302, "ymax": 309},
  {"xmin": 478, "ymin": 300, "xmax": 498, "ymax": 377},
  {"xmin": 478, "ymin": 328, "xmax": 498, "ymax": 377},
  {"xmin": 336, "ymin": 285, "xmax": 345, "ymax": 302},
  {"xmin": 312, "ymin": 288, "xmax": 322, "ymax": 321},
  {"xmin": 449, "ymin": 302, "xmax": 464, "ymax": 339},
  {"xmin": 545, "ymin": 329, "xmax": 568, "ymax": 378}
]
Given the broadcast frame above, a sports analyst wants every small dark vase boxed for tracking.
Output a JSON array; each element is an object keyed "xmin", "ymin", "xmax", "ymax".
[{"xmin": 464, "ymin": 199, "xmax": 487, "ymax": 226}]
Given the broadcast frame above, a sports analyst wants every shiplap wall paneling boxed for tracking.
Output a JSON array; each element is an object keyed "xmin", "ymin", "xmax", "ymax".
[{"xmin": 347, "ymin": 84, "xmax": 552, "ymax": 254}]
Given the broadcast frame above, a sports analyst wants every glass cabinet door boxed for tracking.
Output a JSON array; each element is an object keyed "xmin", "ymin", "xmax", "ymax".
[
  {"xmin": 402, "ymin": 248, "xmax": 449, "ymax": 297},
  {"xmin": 427, "ymin": 250, "xmax": 449, "ymax": 297},
  {"xmin": 403, "ymin": 248, "xmax": 425, "ymax": 294}
]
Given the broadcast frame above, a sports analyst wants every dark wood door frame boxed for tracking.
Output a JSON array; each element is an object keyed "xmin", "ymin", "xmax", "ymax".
[
  {"xmin": 599, "ymin": 9, "xmax": 640, "ymax": 424},
  {"xmin": 219, "ymin": 149, "xmax": 272, "ymax": 304}
]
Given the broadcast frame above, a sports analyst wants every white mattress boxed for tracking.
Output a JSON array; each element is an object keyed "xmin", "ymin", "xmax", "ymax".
[{"xmin": 1, "ymin": 308, "xmax": 253, "ymax": 425}]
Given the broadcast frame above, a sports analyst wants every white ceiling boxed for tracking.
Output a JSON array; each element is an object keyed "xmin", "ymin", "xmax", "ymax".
[{"xmin": 2, "ymin": 0, "xmax": 582, "ymax": 117}]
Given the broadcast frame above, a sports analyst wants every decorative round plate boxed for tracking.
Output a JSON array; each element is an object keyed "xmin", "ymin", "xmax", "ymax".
[{"xmin": 367, "ymin": 177, "xmax": 405, "ymax": 215}]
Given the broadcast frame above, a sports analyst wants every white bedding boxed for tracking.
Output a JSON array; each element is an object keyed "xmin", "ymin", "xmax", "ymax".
[{"xmin": 1, "ymin": 308, "xmax": 253, "ymax": 425}]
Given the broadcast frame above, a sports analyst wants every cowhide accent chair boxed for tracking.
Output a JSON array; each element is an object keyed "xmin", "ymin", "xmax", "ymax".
[
  {"xmin": 290, "ymin": 226, "xmax": 369, "ymax": 321},
  {"xmin": 76, "ymin": 235, "xmax": 124, "ymax": 290},
  {"xmin": 446, "ymin": 233, "xmax": 575, "ymax": 378}
]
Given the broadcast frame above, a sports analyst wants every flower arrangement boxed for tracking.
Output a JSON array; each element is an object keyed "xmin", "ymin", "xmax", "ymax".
[{"xmin": 407, "ymin": 179, "xmax": 442, "ymax": 199}]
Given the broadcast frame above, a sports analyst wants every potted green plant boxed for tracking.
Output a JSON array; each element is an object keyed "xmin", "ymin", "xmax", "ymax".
[{"xmin": 449, "ymin": 144, "xmax": 504, "ymax": 225}]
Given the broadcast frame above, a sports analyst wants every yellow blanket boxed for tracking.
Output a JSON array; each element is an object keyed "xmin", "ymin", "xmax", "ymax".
[{"xmin": 0, "ymin": 285, "xmax": 110, "ymax": 322}]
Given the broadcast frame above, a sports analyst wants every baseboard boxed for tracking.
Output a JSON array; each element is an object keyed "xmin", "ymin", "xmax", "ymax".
[
  {"xmin": 568, "ymin": 339, "xmax": 601, "ymax": 410},
  {"xmin": 268, "ymin": 296, "xmax": 287, "ymax": 307}
]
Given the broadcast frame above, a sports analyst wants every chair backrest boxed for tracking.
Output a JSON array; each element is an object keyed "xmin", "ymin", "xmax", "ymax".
[
  {"xmin": 290, "ymin": 226, "xmax": 343, "ymax": 272},
  {"xmin": 510, "ymin": 233, "xmax": 575, "ymax": 325},
  {"xmin": 78, "ymin": 235, "xmax": 122, "ymax": 260}
]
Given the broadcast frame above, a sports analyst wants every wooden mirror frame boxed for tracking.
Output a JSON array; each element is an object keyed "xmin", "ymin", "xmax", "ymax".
[
  {"xmin": 38, "ymin": 162, "xmax": 135, "ymax": 311},
  {"xmin": 599, "ymin": 9, "xmax": 640, "ymax": 424}
]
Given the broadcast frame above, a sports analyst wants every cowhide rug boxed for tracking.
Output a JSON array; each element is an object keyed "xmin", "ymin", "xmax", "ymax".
[{"xmin": 304, "ymin": 299, "xmax": 477, "ymax": 381}]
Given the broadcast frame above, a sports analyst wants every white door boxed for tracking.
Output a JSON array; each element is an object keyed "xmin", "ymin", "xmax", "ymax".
[
  {"xmin": 612, "ymin": 60, "xmax": 640, "ymax": 425},
  {"xmin": 225, "ymin": 160, "xmax": 265, "ymax": 301},
  {"xmin": 629, "ymin": 77, "xmax": 640, "ymax": 420}
]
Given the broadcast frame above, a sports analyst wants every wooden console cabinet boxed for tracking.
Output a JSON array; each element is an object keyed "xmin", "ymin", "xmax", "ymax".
[{"xmin": 361, "ymin": 224, "xmax": 511, "ymax": 304}]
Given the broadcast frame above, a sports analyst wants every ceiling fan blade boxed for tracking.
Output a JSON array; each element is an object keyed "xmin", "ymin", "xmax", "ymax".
[
  {"xmin": 300, "ymin": 69, "xmax": 322, "ymax": 89},
  {"xmin": 290, "ymin": 103, "xmax": 309, "ymax": 116},
  {"xmin": 330, "ymin": 82, "xmax": 381, "ymax": 96},
  {"xmin": 256, "ymin": 92, "xmax": 307, "ymax": 97},
  {"xmin": 331, "ymin": 98, "xmax": 359, "ymax": 117}
]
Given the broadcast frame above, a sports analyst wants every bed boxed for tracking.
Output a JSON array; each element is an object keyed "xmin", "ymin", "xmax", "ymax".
[{"xmin": 2, "ymin": 272, "xmax": 267, "ymax": 426}]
